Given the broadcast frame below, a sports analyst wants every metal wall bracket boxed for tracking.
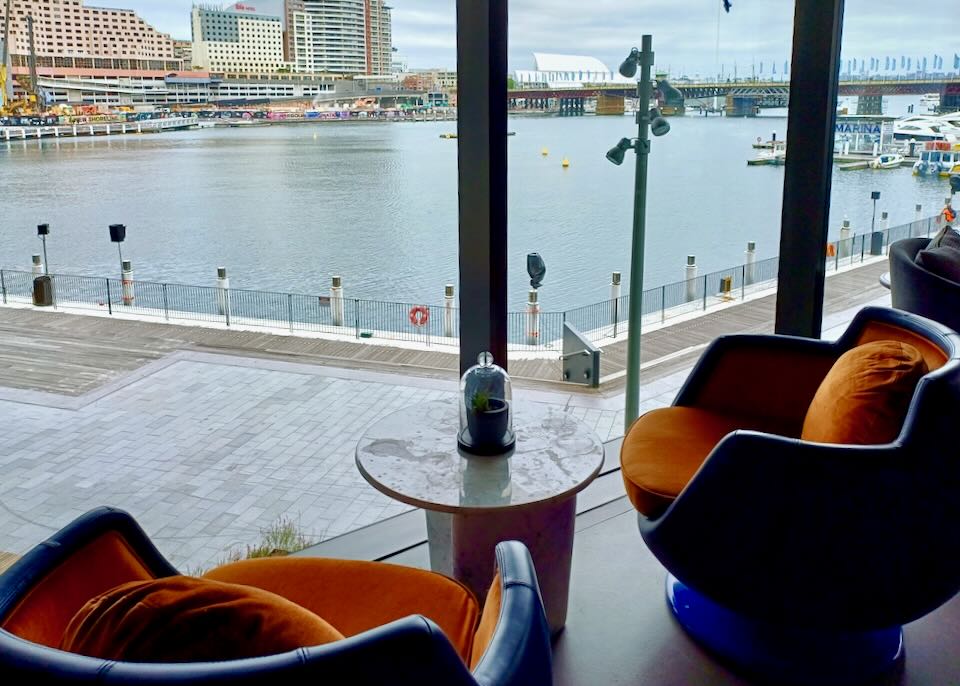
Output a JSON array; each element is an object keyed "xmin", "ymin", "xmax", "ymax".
[{"xmin": 562, "ymin": 323, "xmax": 600, "ymax": 388}]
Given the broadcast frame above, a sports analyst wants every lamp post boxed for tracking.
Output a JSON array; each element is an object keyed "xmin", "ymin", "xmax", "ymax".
[
  {"xmin": 36, "ymin": 223, "xmax": 49, "ymax": 275},
  {"xmin": 606, "ymin": 35, "xmax": 670, "ymax": 431},
  {"xmin": 109, "ymin": 223, "xmax": 126, "ymax": 280}
]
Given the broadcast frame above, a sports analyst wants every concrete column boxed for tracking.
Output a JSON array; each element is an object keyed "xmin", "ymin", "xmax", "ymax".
[
  {"xmin": 32, "ymin": 254, "xmax": 43, "ymax": 276},
  {"xmin": 331, "ymin": 276, "xmax": 345, "ymax": 327},
  {"xmin": 444, "ymin": 284, "xmax": 456, "ymax": 338},
  {"xmin": 839, "ymin": 219, "xmax": 851, "ymax": 258},
  {"xmin": 744, "ymin": 242, "xmax": 757, "ymax": 285},
  {"xmin": 216, "ymin": 267, "xmax": 231, "ymax": 320},
  {"xmin": 526, "ymin": 290, "xmax": 541, "ymax": 346},
  {"xmin": 121, "ymin": 260, "xmax": 134, "ymax": 306},
  {"xmin": 686, "ymin": 255, "xmax": 698, "ymax": 302},
  {"xmin": 610, "ymin": 272, "xmax": 622, "ymax": 336}
]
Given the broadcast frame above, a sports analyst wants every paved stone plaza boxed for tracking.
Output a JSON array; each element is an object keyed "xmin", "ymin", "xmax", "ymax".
[{"xmin": 0, "ymin": 351, "xmax": 646, "ymax": 571}]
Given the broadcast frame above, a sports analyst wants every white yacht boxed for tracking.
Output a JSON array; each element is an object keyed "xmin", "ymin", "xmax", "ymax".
[{"xmin": 895, "ymin": 113, "xmax": 960, "ymax": 142}]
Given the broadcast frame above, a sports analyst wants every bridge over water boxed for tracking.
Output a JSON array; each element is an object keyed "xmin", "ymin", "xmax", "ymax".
[{"xmin": 510, "ymin": 76, "xmax": 960, "ymax": 103}]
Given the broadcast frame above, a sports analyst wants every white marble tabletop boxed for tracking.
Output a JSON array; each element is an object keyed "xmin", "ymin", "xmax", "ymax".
[{"xmin": 356, "ymin": 400, "xmax": 604, "ymax": 514}]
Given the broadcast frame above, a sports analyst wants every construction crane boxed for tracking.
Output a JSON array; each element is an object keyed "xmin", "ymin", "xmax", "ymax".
[{"xmin": 1, "ymin": 1, "xmax": 41, "ymax": 116}]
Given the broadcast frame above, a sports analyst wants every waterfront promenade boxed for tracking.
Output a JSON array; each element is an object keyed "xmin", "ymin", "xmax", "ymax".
[{"xmin": 0, "ymin": 260, "xmax": 890, "ymax": 570}]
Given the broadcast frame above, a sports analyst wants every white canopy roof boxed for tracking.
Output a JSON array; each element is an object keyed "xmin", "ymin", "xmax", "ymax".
[{"xmin": 532, "ymin": 53, "xmax": 612, "ymax": 74}]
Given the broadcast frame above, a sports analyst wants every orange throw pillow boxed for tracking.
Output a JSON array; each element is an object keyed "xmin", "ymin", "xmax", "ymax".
[
  {"xmin": 60, "ymin": 576, "xmax": 344, "ymax": 663},
  {"xmin": 801, "ymin": 340, "xmax": 928, "ymax": 445}
]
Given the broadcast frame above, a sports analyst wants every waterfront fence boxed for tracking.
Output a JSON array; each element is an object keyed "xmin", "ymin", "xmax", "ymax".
[{"xmin": 0, "ymin": 215, "xmax": 941, "ymax": 352}]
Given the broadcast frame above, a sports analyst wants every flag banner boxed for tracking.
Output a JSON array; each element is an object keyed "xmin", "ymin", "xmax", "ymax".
[{"xmin": 954, "ymin": 54, "xmax": 959, "ymax": 69}]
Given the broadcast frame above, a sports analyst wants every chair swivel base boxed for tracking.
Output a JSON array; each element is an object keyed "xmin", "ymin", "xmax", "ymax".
[{"xmin": 666, "ymin": 575, "xmax": 903, "ymax": 686}]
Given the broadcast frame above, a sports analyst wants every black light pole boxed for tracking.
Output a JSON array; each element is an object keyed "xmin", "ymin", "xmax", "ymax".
[
  {"xmin": 605, "ymin": 35, "xmax": 671, "ymax": 431},
  {"xmin": 109, "ymin": 224, "xmax": 126, "ymax": 281},
  {"xmin": 871, "ymin": 191, "xmax": 881, "ymax": 231},
  {"xmin": 36, "ymin": 223, "xmax": 49, "ymax": 274}
]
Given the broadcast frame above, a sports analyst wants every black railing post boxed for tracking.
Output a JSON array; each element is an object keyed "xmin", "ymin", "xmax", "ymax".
[
  {"xmin": 0, "ymin": 269, "xmax": 6, "ymax": 304},
  {"xmin": 661, "ymin": 285, "xmax": 666, "ymax": 323},
  {"xmin": 741, "ymin": 264, "xmax": 746, "ymax": 300},
  {"xmin": 702, "ymin": 275, "xmax": 707, "ymax": 310},
  {"xmin": 163, "ymin": 283, "xmax": 169, "ymax": 321},
  {"xmin": 287, "ymin": 293, "xmax": 294, "ymax": 333},
  {"xmin": 354, "ymin": 299, "xmax": 360, "ymax": 339},
  {"xmin": 106, "ymin": 278, "xmax": 112, "ymax": 315}
]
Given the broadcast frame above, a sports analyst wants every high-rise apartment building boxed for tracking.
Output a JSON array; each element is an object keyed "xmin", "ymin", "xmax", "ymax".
[
  {"xmin": 365, "ymin": 0, "xmax": 391, "ymax": 76},
  {"xmin": 0, "ymin": 0, "xmax": 174, "ymax": 60},
  {"xmin": 191, "ymin": 5, "xmax": 286, "ymax": 73},
  {"xmin": 285, "ymin": 0, "xmax": 391, "ymax": 76}
]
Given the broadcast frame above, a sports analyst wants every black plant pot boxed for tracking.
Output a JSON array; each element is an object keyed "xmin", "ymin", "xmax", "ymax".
[{"xmin": 462, "ymin": 399, "xmax": 514, "ymax": 455}]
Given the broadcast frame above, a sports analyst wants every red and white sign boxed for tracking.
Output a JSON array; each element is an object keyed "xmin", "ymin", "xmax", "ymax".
[{"xmin": 233, "ymin": 3, "xmax": 257, "ymax": 11}]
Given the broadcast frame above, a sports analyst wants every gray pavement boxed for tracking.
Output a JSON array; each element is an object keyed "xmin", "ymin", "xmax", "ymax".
[{"xmin": 0, "ymin": 351, "xmax": 631, "ymax": 572}]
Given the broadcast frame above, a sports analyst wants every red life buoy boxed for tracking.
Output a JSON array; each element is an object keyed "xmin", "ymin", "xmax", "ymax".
[{"xmin": 409, "ymin": 305, "xmax": 430, "ymax": 327}]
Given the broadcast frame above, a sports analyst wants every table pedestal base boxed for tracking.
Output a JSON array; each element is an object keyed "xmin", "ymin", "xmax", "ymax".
[{"xmin": 426, "ymin": 497, "xmax": 576, "ymax": 635}]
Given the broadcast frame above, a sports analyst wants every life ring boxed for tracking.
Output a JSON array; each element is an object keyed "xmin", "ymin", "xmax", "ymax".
[{"xmin": 409, "ymin": 305, "xmax": 430, "ymax": 327}]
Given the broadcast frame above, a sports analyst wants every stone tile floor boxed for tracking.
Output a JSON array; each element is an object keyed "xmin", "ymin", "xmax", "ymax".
[{"xmin": 0, "ymin": 351, "xmax": 632, "ymax": 572}]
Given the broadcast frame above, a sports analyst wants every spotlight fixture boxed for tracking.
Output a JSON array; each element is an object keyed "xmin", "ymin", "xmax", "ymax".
[
  {"xmin": 619, "ymin": 48, "xmax": 640, "ymax": 78},
  {"xmin": 606, "ymin": 138, "xmax": 634, "ymax": 166},
  {"xmin": 650, "ymin": 109, "xmax": 671, "ymax": 137}
]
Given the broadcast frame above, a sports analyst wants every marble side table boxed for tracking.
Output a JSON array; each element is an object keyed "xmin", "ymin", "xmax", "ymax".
[{"xmin": 356, "ymin": 400, "xmax": 604, "ymax": 634}]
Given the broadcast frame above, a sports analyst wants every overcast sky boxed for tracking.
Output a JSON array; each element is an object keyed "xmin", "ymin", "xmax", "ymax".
[{"xmin": 97, "ymin": 1, "xmax": 957, "ymax": 76}]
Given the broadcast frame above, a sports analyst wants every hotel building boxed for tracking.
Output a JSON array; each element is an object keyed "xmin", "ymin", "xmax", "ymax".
[{"xmin": 191, "ymin": 4, "xmax": 287, "ymax": 74}]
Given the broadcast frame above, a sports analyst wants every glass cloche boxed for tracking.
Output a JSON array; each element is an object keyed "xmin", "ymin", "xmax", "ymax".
[{"xmin": 458, "ymin": 352, "xmax": 515, "ymax": 455}]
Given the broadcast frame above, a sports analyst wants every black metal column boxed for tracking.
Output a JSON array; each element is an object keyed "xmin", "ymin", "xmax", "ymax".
[
  {"xmin": 456, "ymin": 0, "xmax": 508, "ymax": 374},
  {"xmin": 774, "ymin": 0, "xmax": 845, "ymax": 338}
]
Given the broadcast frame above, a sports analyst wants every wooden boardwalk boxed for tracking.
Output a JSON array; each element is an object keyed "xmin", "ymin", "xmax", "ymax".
[{"xmin": 0, "ymin": 261, "xmax": 890, "ymax": 397}]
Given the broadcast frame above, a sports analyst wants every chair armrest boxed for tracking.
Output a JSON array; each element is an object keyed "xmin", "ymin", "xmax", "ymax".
[
  {"xmin": 1, "ymin": 616, "xmax": 481, "ymax": 685},
  {"xmin": 673, "ymin": 334, "xmax": 838, "ymax": 432},
  {"xmin": 472, "ymin": 541, "xmax": 553, "ymax": 686},
  {"xmin": 0, "ymin": 507, "xmax": 179, "ymax": 622},
  {"xmin": 640, "ymin": 432, "xmax": 960, "ymax": 629}
]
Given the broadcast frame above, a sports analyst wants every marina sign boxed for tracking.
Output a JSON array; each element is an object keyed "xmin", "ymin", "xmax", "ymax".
[{"xmin": 835, "ymin": 122, "xmax": 882, "ymax": 134}]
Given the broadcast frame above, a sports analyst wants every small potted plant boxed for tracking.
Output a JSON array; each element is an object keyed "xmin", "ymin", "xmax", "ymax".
[
  {"xmin": 467, "ymin": 390, "xmax": 510, "ymax": 449},
  {"xmin": 458, "ymin": 352, "xmax": 515, "ymax": 455}
]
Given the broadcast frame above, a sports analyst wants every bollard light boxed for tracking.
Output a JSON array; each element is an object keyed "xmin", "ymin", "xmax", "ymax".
[{"xmin": 37, "ymin": 223, "xmax": 50, "ymax": 275}]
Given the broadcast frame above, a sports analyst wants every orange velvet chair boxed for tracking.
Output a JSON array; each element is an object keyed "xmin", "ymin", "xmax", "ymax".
[
  {"xmin": 0, "ymin": 507, "xmax": 552, "ymax": 685},
  {"xmin": 620, "ymin": 307, "xmax": 960, "ymax": 685}
]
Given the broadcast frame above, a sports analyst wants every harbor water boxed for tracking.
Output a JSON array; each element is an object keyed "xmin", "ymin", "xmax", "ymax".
[{"xmin": 0, "ymin": 97, "xmax": 951, "ymax": 311}]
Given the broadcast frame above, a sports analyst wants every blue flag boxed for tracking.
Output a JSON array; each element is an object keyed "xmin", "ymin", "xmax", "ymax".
[
  {"xmin": 955, "ymin": 54, "xmax": 959, "ymax": 69},
  {"xmin": 723, "ymin": 0, "xmax": 732, "ymax": 12},
  {"xmin": 901, "ymin": 55, "xmax": 905, "ymax": 69},
  {"xmin": 784, "ymin": 61, "xmax": 789, "ymax": 75}
]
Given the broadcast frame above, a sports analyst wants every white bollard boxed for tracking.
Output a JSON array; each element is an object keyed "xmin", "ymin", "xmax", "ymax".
[
  {"xmin": 3, "ymin": 128, "xmax": 9, "ymax": 141},
  {"xmin": 54, "ymin": 127, "xmax": 60, "ymax": 138},
  {"xmin": 32, "ymin": 254, "xmax": 44, "ymax": 276},
  {"xmin": 610, "ymin": 271, "xmax": 622, "ymax": 336},
  {"xmin": 744, "ymin": 242, "xmax": 757, "ymax": 285},
  {"xmin": 216, "ymin": 267, "xmax": 231, "ymax": 320},
  {"xmin": 686, "ymin": 256, "xmax": 698, "ymax": 303},
  {"xmin": 443, "ymin": 284, "xmax": 455, "ymax": 338},
  {"xmin": 137, "ymin": 123, "xmax": 142, "ymax": 134},
  {"xmin": 526, "ymin": 290, "xmax": 541, "ymax": 346},
  {"xmin": 839, "ymin": 219, "xmax": 851, "ymax": 258},
  {"xmin": 121, "ymin": 260, "xmax": 134, "ymax": 306},
  {"xmin": 72, "ymin": 125, "xmax": 78, "ymax": 137},
  {"xmin": 89, "ymin": 125, "xmax": 95, "ymax": 135},
  {"xmin": 331, "ymin": 276, "xmax": 345, "ymax": 327}
]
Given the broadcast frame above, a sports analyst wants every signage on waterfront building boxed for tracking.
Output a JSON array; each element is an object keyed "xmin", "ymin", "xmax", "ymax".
[
  {"xmin": 835, "ymin": 122, "xmax": 882, "ymax": 135},
  {"xmin": 233, "ymin": 3, "xmax": 257, "ymax": 11}
]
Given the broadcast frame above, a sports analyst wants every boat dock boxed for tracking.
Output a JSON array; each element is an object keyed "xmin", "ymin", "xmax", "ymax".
[{"xmin": 1, "ymin": 117, "xmax": 196, "ymax": 141}]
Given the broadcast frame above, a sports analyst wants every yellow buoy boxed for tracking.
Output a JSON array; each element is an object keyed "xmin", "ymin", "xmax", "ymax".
[
  {"xmin": 541, "ymin": 147, "xmax": 549, "ymax": 156},
  {"xmin": 562, "ymin": 158, "xmax": 570, "ymax": 168}
]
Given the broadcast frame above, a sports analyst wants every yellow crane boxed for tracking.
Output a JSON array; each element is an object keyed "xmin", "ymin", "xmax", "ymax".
[{"xmin": 1, "ymin": 0, "xmax": 40, "ymax": 116}]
